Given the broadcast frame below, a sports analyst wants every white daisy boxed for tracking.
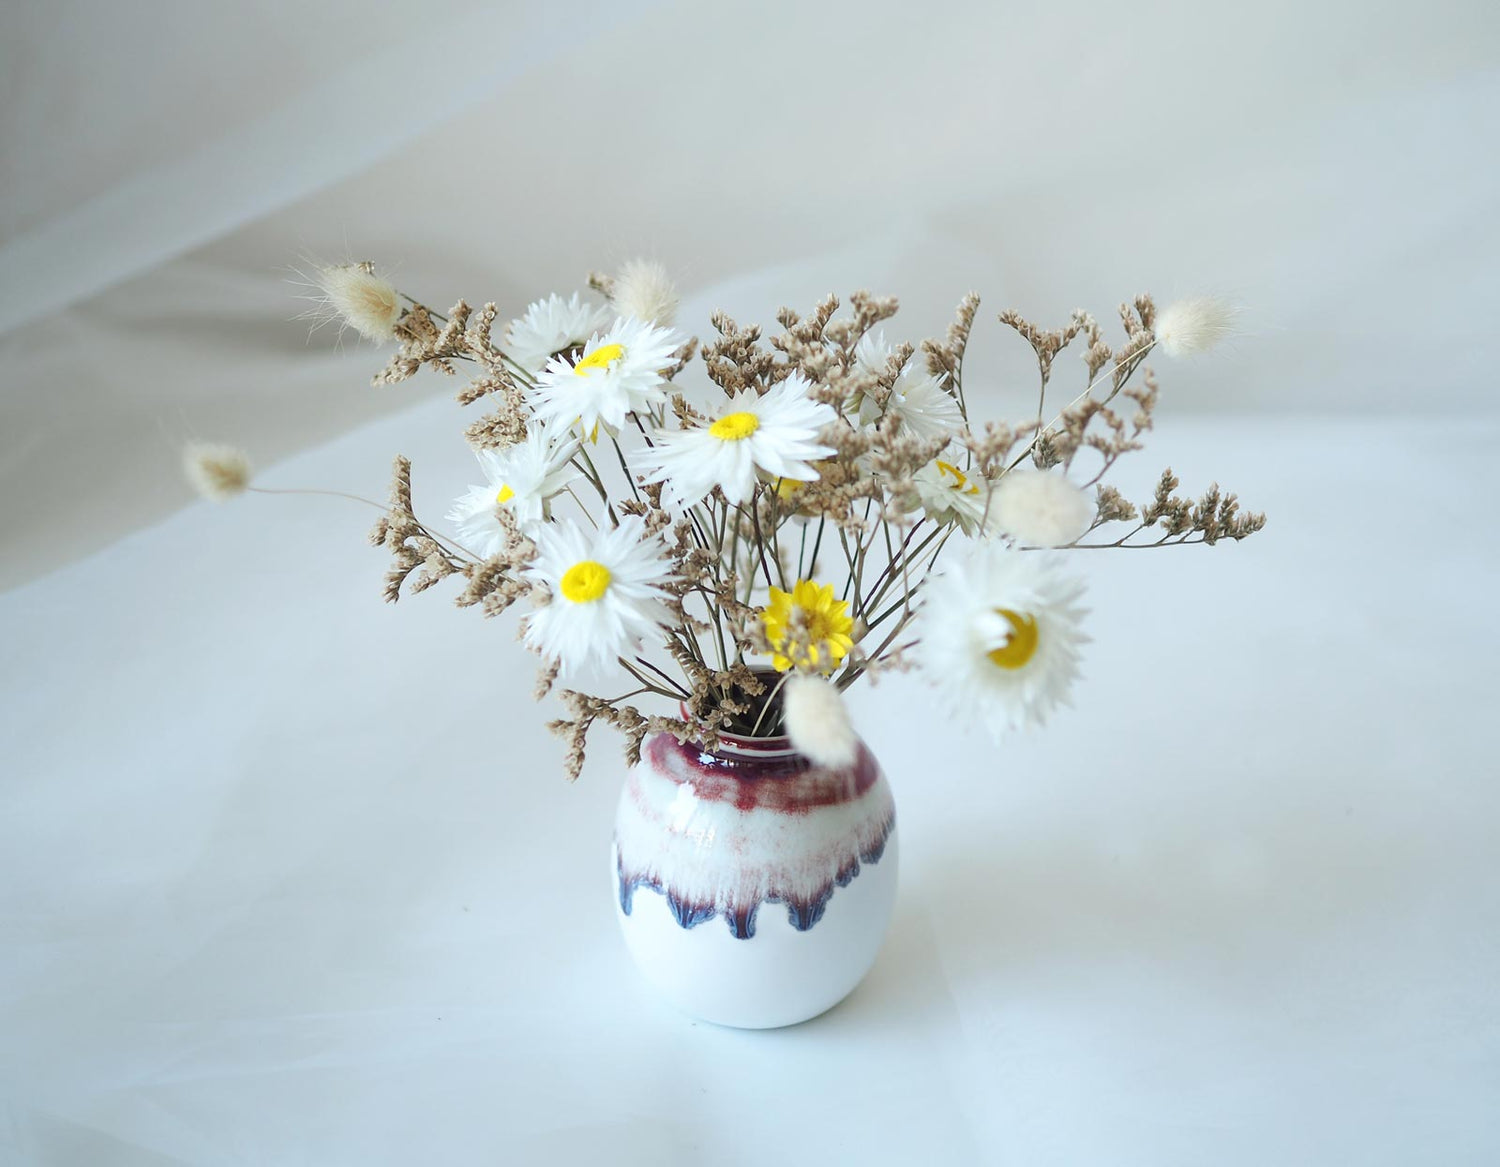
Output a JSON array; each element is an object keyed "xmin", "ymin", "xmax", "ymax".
[
  {"xmin": 991, "ymin": 470, "xmax": 1096, "ymax": 548},
  {"xmin": 853, "ymin": 330, "xmax": 963, "ymax": 441},
  {"xmin": 504, "ymin": 292, "xmax": 613, "ymax": 374},
  {"xmin": 529, "ymin": 316, "xmax": 681, "ymax": 439},
  {"xmin": 640, "ymin": 373, "xmax": 837, "ymax": 508},
  {"xmin": 916, "ymin": 544, "xmax": 1088, "ymax": 738},
  {"xmin": 445, "ymin": 428, "xmax": 580, "ymax": 556},
  {"xmin": 908, "ymin": 457, "xmax": 1000, "ymax": 536},
  {"xmin": 524, "ymin": 516, "xmax": 675, "ymax": 676}
]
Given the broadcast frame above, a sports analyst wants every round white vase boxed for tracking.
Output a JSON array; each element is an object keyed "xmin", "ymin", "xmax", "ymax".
[{"xmin": 613, "ymin": 728, "xmax": 897, "ymax": 1029}]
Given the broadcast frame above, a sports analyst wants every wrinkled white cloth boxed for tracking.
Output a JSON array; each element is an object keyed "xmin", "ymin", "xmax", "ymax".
[
  {"xmin": 4, "ymin": 1, "xmax": 1499, "ymax": 1160},
  {"xmin": 2, "ymin": 0, "xmax": 1499, "ymax": 587},
  {"xmin": 1, "ymin": 401, "xmax": 1497, "ymax": 1165}
]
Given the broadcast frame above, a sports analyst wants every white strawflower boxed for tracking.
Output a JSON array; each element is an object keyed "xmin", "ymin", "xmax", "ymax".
[
  {"xmin": 991, "ymin": 470, "xmax": 1095, "ymax": 548},
  {"xmin": 908, "ymin": 457, "xmax": 999, "ymax": 536},
  {"xmin": 640, "ymin": 373, "xmax": 837, "ymax": 508},
  {"xmin": 782, "ymin": 673, "xmax": 859, "ymax": 769},
  {"xmin": 611, "ymin": 259, "xmax": 679, "ymax": 328},
  {"xmin": 524, "ymin": 516, "xmax": 675, "ymax": 676},
  {"xmin": 529, "ymin": 316, "xmax": 681, "ymax": 439},
  {"xmin": 853, "ymin": 330, "xmax": 963, "ymax": 441},
  {"xmin": 1153, "ymin": 296, "xmax": 1237, "ymax": 357},
  {"xmin": 183, "ymin": 442, "xmax": 252, "ymax": 502},
  {"xmin": 307, "ymin": 262, "xmax": 403, "ymax": 342},
  {"xmin": 916, "ymin": 545, "xmax": 1088, "ymax": 738},
  {"xmin": 445, "ymin": 427, "xmax": 580, "ymax": 555},
  {"xmin": 504, "ymin": 293, "xmax": 613, "ymax": 374}
]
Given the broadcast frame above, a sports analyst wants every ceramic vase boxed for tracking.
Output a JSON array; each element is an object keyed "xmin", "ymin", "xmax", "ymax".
[{"xmin": 612, "ymin": 727, "xmax": 897, "ymax": 1029}]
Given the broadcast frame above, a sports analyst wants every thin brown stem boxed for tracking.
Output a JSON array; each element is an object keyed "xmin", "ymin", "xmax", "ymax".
[
  {"xmin": 1068, "ymin": 536, "xmax": 1207, "ymax": 549},
  {"xmin": 249, "ymin": 486, "xmax": 481, "ymax": 562},
  {"xmin": 631, "ymin": 656, "xmax": 691, "ymax": 696},
  {"xmin": 615, "ymin": 658, "xmax": 682, "ymax": 700}
]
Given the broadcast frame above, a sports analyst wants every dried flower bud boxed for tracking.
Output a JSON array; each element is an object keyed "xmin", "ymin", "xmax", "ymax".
[
  {"xmin": 783, "ymin": 673, "xmax": 858, "ymax": 769},
  {"xmin": 1153, "ymin": 296, "xmax": 1237, "ymax": 357},
  {"xmin": 183, "ymin": 442, "xmax": 252, "ymax": 502},
  {"xmin": 313, "ymin": 261, "xmax": 402, "ymax": 342},
  {"xmin": 992, "ymin": 469, "xmax": 1095, "ymax": 548},
  {"xmin": 611, "ymin": 259, "xmax": 679, "ymax": 328}
]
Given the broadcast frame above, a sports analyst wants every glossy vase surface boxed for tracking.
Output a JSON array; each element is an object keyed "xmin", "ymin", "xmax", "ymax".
[{"xmin": 613, "ymin": 729, "xmax": 897, "ymax": 1029}]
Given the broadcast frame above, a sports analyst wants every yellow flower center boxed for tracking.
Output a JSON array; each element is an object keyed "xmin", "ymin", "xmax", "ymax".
[
  {"xmin": 986, "ymin": 609, "xmax": 1039, "ymax": 670},
  {"xmin": 559, "ymin": 560, "xmax": 612, "ymax": 603},
  {"xmin": 937, "ymin": 460, "xmax": 979, "ymax": 496},
  {"xmin": 574, "ymin": 343, "xmax": 624, "ymax": 375},
  {"xmin": 495, "ymin": 484, "xmax": 515, "ymax": 505},
  {"xmin": 709, "ymin": 411, "xmax": 761, "ymax": 441}
]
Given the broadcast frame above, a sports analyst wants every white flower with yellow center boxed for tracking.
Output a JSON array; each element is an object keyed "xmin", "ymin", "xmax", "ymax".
[
  {"xmin": 445, "ymin": 427, "xmax": 580, "ymax": 555},
  {"xmin": 529, "ymin": 316, "xmax": 681, "ymax": 439},
  {"xmin": 524, "ymin": 516, "xmax": 675, "ymax": 676},
  {"xmin": 916, "ymin": 545, "xmax": 1088, "ymax": 737},
  {"xmin": 852, "ymin": 330, "xmax": 963, "ymax": 441},
  {"xmin": 909, "ymin": 456, "xmax": 1000, "ymax": 536},
  {"xmin": 504, "ymin": 292, "xmax": 613, "ymax": 374},
  {"xmin": 640, "ymin": 373, "xmax": 837, "ymax": 508}
]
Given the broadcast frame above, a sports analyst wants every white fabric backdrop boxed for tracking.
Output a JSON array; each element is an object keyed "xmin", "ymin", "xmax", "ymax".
[
  {"xmin": 3, "ymin": 2, "xmax": 1500, "ymax": 1163},
  {"xmin": 2, "ymin": 0, "xmax": 1498, "ymax": 586}
]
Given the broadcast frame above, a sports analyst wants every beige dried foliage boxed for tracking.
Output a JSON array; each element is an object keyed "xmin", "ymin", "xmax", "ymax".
[
  {"xmin": 340, "ymin": 275, "xmax": 1262, "ymax": 779},
  {"xmin": 368, "ymin": 457, "xmax": 471, "ymax": 602}
]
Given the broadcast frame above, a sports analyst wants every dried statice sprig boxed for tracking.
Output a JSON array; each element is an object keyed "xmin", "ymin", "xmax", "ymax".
[
  {"xmin": 368, "ymin": 456, "xmax": 471, "ymax": 601},
  {"xmin": 1137, "ymin": 470, "xmax": 1265, "ymax": 545},
  {"xmin": 1069, "ymin": 469, "xmax": 1265, "ymax": 550},
  {"xmin": 547, "ymin": 690, "xmax": 700, "ymax": 782},
  {"xmin": 309, "ymin": 270, "xmax": 1263, "ymax": 778},
  {"xmin": 372, "ymin": 295, "xmax": 536, "ymax": 451},
  {"xmin": 452, "ymin": 509, "xmax": 538, "ymax": 619}
]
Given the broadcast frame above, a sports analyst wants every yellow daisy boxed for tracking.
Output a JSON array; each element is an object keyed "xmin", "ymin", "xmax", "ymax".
[{"xmin": 762, "ymin": 579, "xmax": 856, "ymax": 673}]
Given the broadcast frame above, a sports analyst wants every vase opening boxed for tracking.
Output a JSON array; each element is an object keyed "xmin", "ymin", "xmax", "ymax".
[{"xmin": 688, "ymin": 665, "xmax": 791, "ymax": 740}]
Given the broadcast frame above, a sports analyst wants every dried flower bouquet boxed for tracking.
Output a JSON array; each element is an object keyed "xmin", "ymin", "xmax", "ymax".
[{"xmin": 193, "ymin": 261, "xmax": 1262, "ymax": 778}]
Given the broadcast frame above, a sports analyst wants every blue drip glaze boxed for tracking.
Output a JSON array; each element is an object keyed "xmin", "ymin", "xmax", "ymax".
[
  {"xmin": 783, "ymin": 893, "xmax": 830, "ymax": 931},
  {"xmin": 615, "ymin": 812, "xmax": 894, "ymax": 940},
  {"xmin": 667, "ymin": 891, "xmax": 717, "ymax": 930},
  {"xmin": 727, "ymin": 902, "xmax": 760, "ymax": 939}
]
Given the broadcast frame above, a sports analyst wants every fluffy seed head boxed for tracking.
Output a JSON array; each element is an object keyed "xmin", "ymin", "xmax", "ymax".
[
  {"xmin": 310, "ymin": 262, "xmax": 402, "ymax": 342},
  {"xmin": 611, "ymin": 259, "xmax": 679, "ymax": 328},
  {"xmin": 1153, "ymin": 296, "xmax": 1237, "ymax": 357},
  {"xmin": 782, "ymin": 673, "xmax": 859, "ymax": 769},
  {"xmin": 183, "ymin": 442, "xmax": 252, "ymax": 502},
  {"xmin": 992, "ymin": 470, "xmax": 1095, "ymax": 548}
]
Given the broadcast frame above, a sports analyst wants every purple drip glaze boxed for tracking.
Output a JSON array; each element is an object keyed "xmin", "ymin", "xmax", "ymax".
[{"xmin": 616, "ymin": 815, "xmax": 894, "ymax": 939}]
